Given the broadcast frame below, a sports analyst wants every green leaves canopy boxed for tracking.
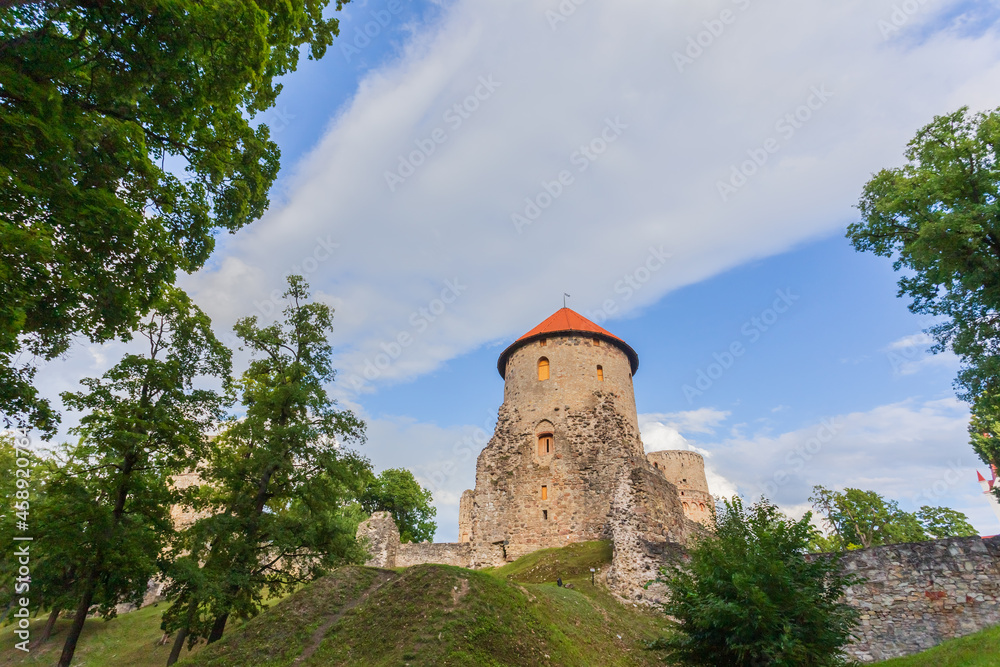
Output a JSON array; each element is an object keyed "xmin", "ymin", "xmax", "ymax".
[
  {"xmin": 656, "ymin": 497, "xmax": 859, "ymax": 667},
  {"xmin": 809, "ymin": 486, "xmax": 977, "ymax": 551},
  {"xmin": 360, "ymin": 468, "xmax": 437, "ymax": 543},
  {"xmin": 0, "ymin": 0, "xmax": 346, "ymax": 435}
]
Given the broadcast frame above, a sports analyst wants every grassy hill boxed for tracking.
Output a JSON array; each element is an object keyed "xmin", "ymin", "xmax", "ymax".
[{"xmin": 0, "ymin": 540, "xmax": 674, "ymax": 666}]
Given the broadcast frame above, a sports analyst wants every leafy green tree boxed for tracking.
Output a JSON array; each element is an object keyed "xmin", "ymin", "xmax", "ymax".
[
  {"xmin": 654, "ymin": 497, "xmax": 859, "ymax": 667},
  {"xmin": 0, "ymin": 0, "xmax": 348, "ymax": 436},
  {"xmin": 916, "ymin": 505, "xmax": 977, "ymax": 540},
  {"xmin": 161, "ymin": 276, "xmax": 366, "ymax": 660},
  {"xmin": 360, "ymin": 468, "xmax": 437, "ymax": 543},
  {"xmin": 52, "ymin": 289, "xmax": 230, "ymax": 667},
  {"xmin": 846, "ymin": 106, "xmax": 1000, "ymax": 466},
  {"xmin": 809, "ymin": 486, "xmax": 976, "ymax": 551}
]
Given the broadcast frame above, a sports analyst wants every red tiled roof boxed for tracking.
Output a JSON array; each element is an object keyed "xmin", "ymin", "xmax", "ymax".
[
  {"xmin": 516, "ymin": 308, "xmax": 626, "ymax": 343},
  {"xmin": 497, "ymin": 308, "xmax": 638, "ymax": 377}
]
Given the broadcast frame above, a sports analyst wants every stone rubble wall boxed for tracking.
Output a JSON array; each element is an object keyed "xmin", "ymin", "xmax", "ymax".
[
  {"xmin": 605, "ymin": 464, "xmax": 698, "ymax": 604},
  {"xmin": 396, "ymin": 542, "xmax": 475, "ymax": 568},
  {"xmin": 835, "ymin": 536, "xmax": 1000, "ymax": 662}
]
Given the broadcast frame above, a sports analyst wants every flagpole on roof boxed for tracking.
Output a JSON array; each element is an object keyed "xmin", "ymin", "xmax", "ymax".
[{"xmin": 563, "ymin": 293, "xmax": 570, "ymax": 309}]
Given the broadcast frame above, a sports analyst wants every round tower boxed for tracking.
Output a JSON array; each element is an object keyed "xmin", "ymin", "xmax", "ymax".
[
  {"xmin": 646, "ymin": 450, "xmax": 714, "ymax": 526},
  {"xmin": 460, "ymin": 308, "xmax": 649, "ymax": 561}
]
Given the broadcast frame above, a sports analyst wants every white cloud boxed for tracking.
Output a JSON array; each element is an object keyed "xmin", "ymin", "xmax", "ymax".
[
  {"xmin": 639, "ymin": 409, "xmax": 739, "ymax": 498},
  {"xmin": 885, "ymin": 332, "xmax": 960, "ymax": 376},
  {"xmin": 674, "ymin": 397, "xmax": 1000, "ymax": 532},
  {"xmin": 177, "ymin": 0, "xmax": 1000, "ymax": 398}
]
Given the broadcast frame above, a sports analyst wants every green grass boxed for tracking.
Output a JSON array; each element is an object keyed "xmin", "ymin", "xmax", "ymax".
[
  {"xmin": 0, "ymin": 602, "xmax": 205, "ymax": 667},
  {"xmin": 0, "ymin": 541, "xmax": 673, "ymax": 666},
  {"xmin": 873, "ymin": 624, "xmax": 1000, "ymax": 666},
  {"xmin": 491, "ymin": 540, "xmax": 614, "ymax": 584}
]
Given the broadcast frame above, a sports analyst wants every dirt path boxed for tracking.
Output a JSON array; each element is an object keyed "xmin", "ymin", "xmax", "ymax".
[{"xmin": 292, "ymin": 571, "xmax": 395, "ymax": 665}]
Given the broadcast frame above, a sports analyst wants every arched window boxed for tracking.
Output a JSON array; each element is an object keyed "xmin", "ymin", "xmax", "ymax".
[
  {"xmin": 538, "ymin": 433, "xmax": 553, "ymax": 456},
  {"xmin": 653, "ymin": 462, "xmax": 659, "ymax": 469},
  {"xmin": 596, "ymin": 365, "xmax": 604, "ymax": 381},
  {"xmin": 683, "ymin": 502, "xmax": 690, "ymax": 511},
  {"xmin": 541, "ymin": 485, "xmax": 548, "ymax": 500},
  {"xmin": 538, "ymin": 357, "xmax": 549, "ymax": 381}
]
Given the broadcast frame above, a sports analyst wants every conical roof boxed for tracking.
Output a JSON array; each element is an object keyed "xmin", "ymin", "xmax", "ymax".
[{"xmin": 497, "ymin": 308, "xmax": 638, "ymax": 377}]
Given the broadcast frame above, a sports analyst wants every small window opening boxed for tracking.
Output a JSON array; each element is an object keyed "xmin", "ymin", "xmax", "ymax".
[
  {"xmin": 538, "ymin": 357, "xmax": 549, "ymax": 381},
  {"xmin": 539, "ymin": 338, "xmax": 547, "ymax": 347},
  {"xmin": 541, "ymin": 485, "xmax": 548, "ymax": 500},
  {"xmin": 597, "ymin": 365, "xmax": 604, "ymax": 382},
  {"xmin": 542, "ymin": 510, "xmax": 548, "ymax": 520},
  {"xmin": 682, "ymin": 478, "xmax": 687, "ymax": 484},
  {"xmin": 653, "ymin": 462, "xmax": 659, "ymax": 469},
  {"xmin": 538, "ymin": 434, "xmax": 553, "ymax": 456},
  {"xmin": 593, "ymin": 337, "xmax": 600, "ymax": 346}
]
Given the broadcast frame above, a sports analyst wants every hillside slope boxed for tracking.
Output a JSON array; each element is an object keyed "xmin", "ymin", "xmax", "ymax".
[
  {"xmin": 182, "ymin": 540, "xmax": 670, "ymax": 666},
  {"xmin": 0, "ymin": 541, "xmax": 671, "ymax": 666}
]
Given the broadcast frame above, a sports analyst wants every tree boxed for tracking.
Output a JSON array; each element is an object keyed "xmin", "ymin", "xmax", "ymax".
[
  {"xmin": 846, "ymin": 106, "xmax": 1000, "ymax": 465},
  {"xmin": 360, "ymin": 468, "xmax": 437, "ymax": 543},
  {"xmin": 161, "ymin": 275, "xmax": 366, "ymax": 660},
  {"xmin": 0, "ymin": 0, "xmax": 349, "ymax": 436},
  {"xmin": 809, "ymin": 486, "xmax": 976, "ymax": 551},
  {"xmin": 53, "ymin": 289, "xmax": 230, "ymax": 667},
  {"xmin": 654, "ymin": 497, "xmax": 859, "ymax": 667}
]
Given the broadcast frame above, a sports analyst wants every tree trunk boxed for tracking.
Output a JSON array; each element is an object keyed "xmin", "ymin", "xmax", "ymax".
[
  {"xmin": 206, "ymin": 613, "xmax": 228, "ymax": 644},
  {"xmin": 58, "ymin": 573, "xmax": 98, "ymax": 667},
  {"xmin": 166, "ymin": 626, "xmax": 188, "ymax": 666},
  {"xmin": 34, "ymin": 608, "xmax": 59, "ymax": 646},
  {"xmin": 167, "ymin": 597, "xmax": 199, "ymax": 666}
]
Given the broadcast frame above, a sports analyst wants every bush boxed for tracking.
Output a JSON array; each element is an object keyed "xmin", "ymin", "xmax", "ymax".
[{"xmin": 654, "ymin": 497, "xmax": 859, "ymax": 667}]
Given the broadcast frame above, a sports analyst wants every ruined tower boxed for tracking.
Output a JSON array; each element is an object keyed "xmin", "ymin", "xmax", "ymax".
[{"xmin": 459, "ymin": 308, "xmax": 708, "ymax": 564}]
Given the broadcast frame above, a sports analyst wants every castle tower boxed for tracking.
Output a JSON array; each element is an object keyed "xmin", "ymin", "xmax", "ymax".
[
  {"xmin": 460, "ymin": 308, "xmax": 697, "ymax": 564},
  {"xmin": 646, "ymin": 450, "xmax": 713, "ymax": 526}
]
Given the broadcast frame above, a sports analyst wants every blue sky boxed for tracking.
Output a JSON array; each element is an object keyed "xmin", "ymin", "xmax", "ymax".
[{"xmin": 33, "ymin": 0, "xmax": 1000, "ymax": 540}]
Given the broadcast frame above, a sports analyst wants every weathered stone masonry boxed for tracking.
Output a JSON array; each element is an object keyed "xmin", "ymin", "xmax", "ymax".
[{"xmin": 835, "ymin": 536, "xmax": 1000, "ymax": 662}]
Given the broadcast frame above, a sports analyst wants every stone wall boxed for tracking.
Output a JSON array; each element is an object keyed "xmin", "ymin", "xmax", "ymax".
[
  {"xmin": 461, "ymin": 386, "xmax": 647, "ymax": 561},
  {"xmin": 646, "ymin": 450, "xmax": 714, "ymax": 527},
  {"xmin": 834, "ymin": 536, "xmax": 1000, "ymax": 662},
  {"xmin": 397, "ymin": 542, "xmax": 475, "ymax": 568},
  {"xmin": 605, "ymin": 465, "xmax": 698, "ymax": 604}
]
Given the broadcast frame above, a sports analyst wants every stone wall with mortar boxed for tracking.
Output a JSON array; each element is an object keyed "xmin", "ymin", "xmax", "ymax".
[
  {"xmin": 605, "ymin": 464, "xmax": 700, "ymax": 604},
  {"xmin": 461, "ymin": 386, "xmax": 648, "ymax": 561},
  {"xmin": 646, "ymin": 450, "xmax": 714, "ymax": 527},
  {"xmin": 833, "ymin": 536, "xmax": 1000, "ymax": 662},
  {"xmin": 397, "ymin": 542, "xmax": 475, "ymax": 568}
]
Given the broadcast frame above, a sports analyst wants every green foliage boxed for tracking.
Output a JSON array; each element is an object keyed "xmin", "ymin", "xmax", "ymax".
[
  {"xmin": 846, "ymin": 106, "xmax": 1000, "ymax": 465},
  {"xmin": 0, "ymin": 0, "xmax": 348, "ymax": 436},
  {"xmin": 359, "ymin": 468, "xmax": 437, "ymax": 543},
  {"xmin": 50, "ymin": 288, "xmax": 231, "ymax": 666},
  {"xmin": 656, "ymin": 497, "xmax": 860, "ymax": 667},
  {"xmin": 162, "ymin": 275, "xmax": 367, "ymax": 648},
  {"xmin": 809, "ymin": 486, "xmax": 977, "ymax": 551}
]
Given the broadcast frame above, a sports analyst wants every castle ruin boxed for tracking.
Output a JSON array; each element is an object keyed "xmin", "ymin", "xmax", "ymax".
[{"xmin": 360, "ymin": 307, "xmax": 712, "ymax": 598}]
